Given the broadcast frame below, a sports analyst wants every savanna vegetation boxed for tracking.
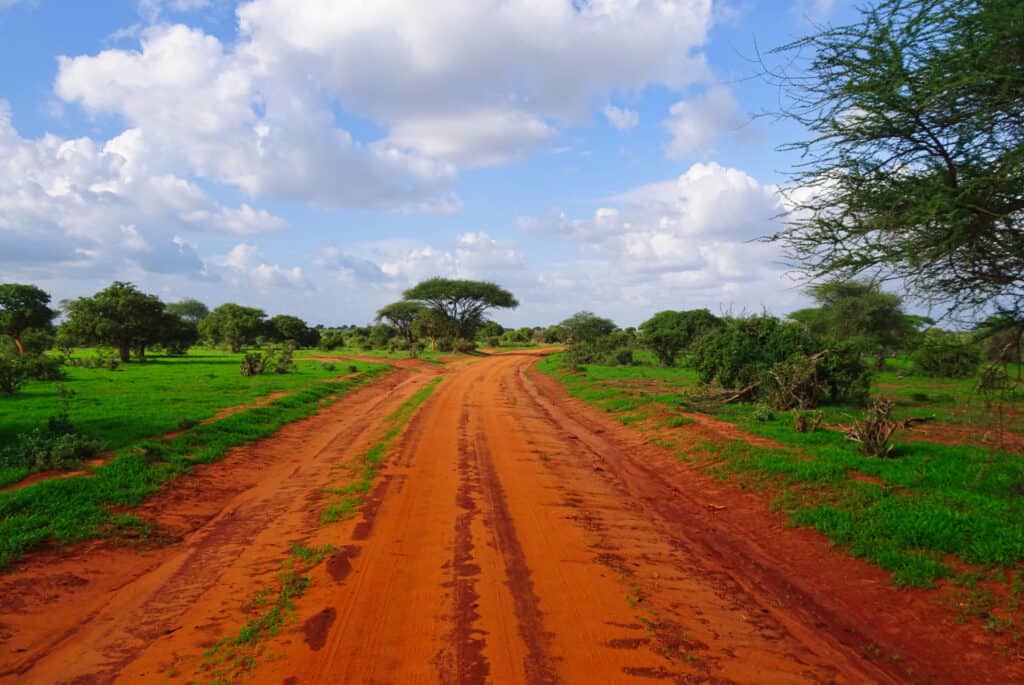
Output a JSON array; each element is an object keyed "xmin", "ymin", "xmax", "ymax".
[
  {"xmin": 0, "ymin": 275, "xmax": 526, "ymax": 566},
  {"xmin": 0, "ymin": 0, "xmax": 1021, "ymax": 657},
  {"xmin": 529, "ymin": 0, "xmax": 1024, "ymax": 636}
]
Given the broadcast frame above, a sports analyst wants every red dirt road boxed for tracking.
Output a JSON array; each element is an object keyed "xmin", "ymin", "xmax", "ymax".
[{"xmin": 0, "ymin": 351, "xmax": 1019, "ymax": 684}]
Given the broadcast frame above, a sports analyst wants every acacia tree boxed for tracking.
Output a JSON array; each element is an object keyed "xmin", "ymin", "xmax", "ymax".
[
  {"xmin": 771, "ymin": 0, "xmax": 1024, "ymax": 319},
  {"xmin": 200, "ymin": 304, "xmax": 266, "ymax": 352},
  {"xmin": 403, "ymin": 278, "xmax": 518, "ymax": 340},
  {"xmin": 62, "ymin": 282, "xmax": 166, "ymax": 361},
  {"xmin": 788, "ymin": 281, "xmax": 923, "ymax": 368},
  {"xmin": 412, "ymin": 307, "xmax": 454, "ymax": 351},
  {"xmin": 268, "ymin": 314, "xmax": 319, "ymax": 347},
  {"xmin": 0, "ymin": 283, "xmax": 55, "ymax": 356},
  {"xmin": 376, "ymin": 301, "xmax": 424, "ymax": 344},
  {"xmin": 165, "ymin": 298, "xmax": 210, "ymax": 324},
  {"xmin": 559, "ymin": 311, "xmax": 616, "ymax": 344}
]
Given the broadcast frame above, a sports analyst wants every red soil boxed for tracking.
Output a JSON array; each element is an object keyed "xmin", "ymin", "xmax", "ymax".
[{"xmin": 0, "ymin": 351, "xmax": 1019, "ymax": 684}]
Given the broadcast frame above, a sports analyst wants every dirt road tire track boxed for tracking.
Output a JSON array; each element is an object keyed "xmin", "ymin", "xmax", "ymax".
[
  {"xmin": 1, "ymin": 351, "xmax": 1017, "ymax": 684},
  {"xmin": 0, "ymin": 366, "xmax": 435, "ymax": 684}
]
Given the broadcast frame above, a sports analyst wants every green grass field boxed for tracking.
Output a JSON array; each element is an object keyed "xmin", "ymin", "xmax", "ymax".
[
  {"xmin": 0, "ymin": 349, "xmax": 379, "ymax": 456},
  {"xmin": 0, "ymin": 349, "xmax": 392, "ymax": 567},
  {"xmin": 539, "ymin": 353, "xmax": 1024, "ymax": 598}
]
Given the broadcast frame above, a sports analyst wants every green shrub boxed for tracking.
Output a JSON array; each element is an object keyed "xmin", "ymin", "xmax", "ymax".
[
  {"xmin": 752, "ymin": 403, "xmax": 775, "ymax": 422},
  {"xmin": 0, "ymin": 352, "xmax": 65, "ymax": 393},
  {"xmin": 241, "ymin": 351, "xmax": 268, "ymax": 376},
  {"xmin": 241, "ymin": 343, "xmax": 295, "ymax": 376},
  {"xmin": 692, "ymin": 315, "xmax": 818, "ymax": 388},
  {"xmin": 319, "ymin": 330, "xmax": 346, "ymax": 351},
  {"xmin": 68, "ymin": 349, "xmax": 120, "ymax": 370},
  {"xmin": 607, "ymin": 347, "xmax": 635, "ymax": 366},
  {"xmin": 454, "ymin": 338, "xmax": 476, "ymax": 353},
  {"xmin": 694, "ymin": 315, "xmax": 870, "ymax": 408},
  {"xmin": 911, "ymin": 329, "xmax": 982, "ymax": 377},
  {"xmin": 0, "ymin": 354, "xmax": 28, "ymax": 394},
  {"xmin": 0, "ymin": 430, "xmax": 104, "ymax": 471},
  {"xmin": 23, "ymin": 354, "xmax": 65, "ymax": 381}
]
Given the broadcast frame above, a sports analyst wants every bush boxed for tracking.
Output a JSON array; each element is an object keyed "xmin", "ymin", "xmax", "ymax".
[
  {"xmin": 752, "ymin": 403, "xmax": 775, "ymax": 422},
  {"xmin": 321, "ymin": 362, "xmax": 337, "ymax": 372},
  {"xmin": 0, "ymin": 430, "xmax": 104, "ymax": 471},
  {"xmin": 791, "ymin": 409, "xmax": 824, "ymax": 433},
  {"xmin": 274, "ymin": 342, "xmax": 296, "ymax": 374},
  {"xmin": 693, "ymin": 315, "xmax": 869, "ymax": 408},
  {"xmin": 23, "ymin": 354, "xmax": 65, "ymax": 381},
  {"xmin": 437, "ymin": 337, "xmax": 455, "ymax": 352},
  {"xmin": 454, "ymin": 338, "xmax": 476, "ymax": 353},
  {"xmin": 608, "ymin": 347, "xmax": 635, "ymax": 366},
  {"xmin": 0, "ymin": 353, "xmax": 65, "ymax": 393},
  {"xmin": 486, "ymin": 336, "xmax": 500, "ymax": 348},
  {"xmin": 240, "ymin": 343, "xmax": 295, "ymax": 376},
  {"xmin": 692, "ymin": 315, "xmax": 819, "ymax": 388},
  {"xmin": 0, "ymin": 355, "xmax": 28, "ymax": 394},
  {"xmin": 844, "ymin": 397, "xmax": 899, "ymax": 458},
  {"xmin": 911, "ymin": 329, "xmax": 982, "ymax": 377},
  {"xmin": 241, "ymin": 351, "xmax": 269, "ymax": 376},
  {"xmin": 68, "ymin": 349, "xmax": 120, "ymax": 370},
  {"xmin": 1, "ymin": 391, "xmax": 104, "ymax": 471},
  {"xmin": 319, "ymin": 330, "xmax": 346, "ymax": 351}
]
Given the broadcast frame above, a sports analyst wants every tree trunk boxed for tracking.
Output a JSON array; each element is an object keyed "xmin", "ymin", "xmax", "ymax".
[
  {"xmin": 134, "ymin": 345, "xmax": 146, "ymax": 362},
  {"xmin": 230, "ymin": 339, "xmax": 241, "ymax": 353},
  {"xmin": 118, "ymin": 342, "xmax": 131, "ymax": 363},
  {"xmin": 13, "ymin": 336, "xmax": 24, "ymax": 356}
]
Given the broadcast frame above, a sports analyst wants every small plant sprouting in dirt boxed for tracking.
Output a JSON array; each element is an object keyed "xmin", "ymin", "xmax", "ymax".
[
  {"xmin": 289, "ymin": 542, "xmax": 336, "ymax": 565},
  {"xmin": 663, "ymin": 415, "xmax": 694, "ymax": 428},
  {"xmin": 986, "ymin": 616, "xmax": 1015, "ymax": 635},
  {"xmin": 199, "ymin": 543, "xmax": 335, "ymax": 682},
  {"xmin": 791, "ymin": 409, "xmax": 823, "ymax": 434}
]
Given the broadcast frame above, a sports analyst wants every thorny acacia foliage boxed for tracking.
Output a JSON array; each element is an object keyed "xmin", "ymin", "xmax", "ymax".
[{"xmin": 770, "ymin": 0, "xmax": 1024, "ymax": 318}]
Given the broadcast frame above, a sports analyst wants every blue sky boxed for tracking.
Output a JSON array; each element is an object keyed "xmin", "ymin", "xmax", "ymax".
[{"xmin": 0, "ymin": 0, "xmax": 858, "ymax": 327}]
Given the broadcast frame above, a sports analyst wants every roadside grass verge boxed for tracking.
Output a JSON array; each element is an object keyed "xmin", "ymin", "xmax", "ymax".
[
  {"xmin": 0, "ymin": 349, "xmax": 384, "ymax": 456},
  {"xmin": 192, "ymin": 542, "xmax": 336, "ymax": 683},
  {"xmin": 538, "ymin": 352, "xmax": 1024, "ymax": 590},
  {"xmin": 321, "ymin": 376, "xmax": 443, "ymax": 525},
  {"xmin": 0, "ymin": 366, "xmax": 388, "ymax": 568}
]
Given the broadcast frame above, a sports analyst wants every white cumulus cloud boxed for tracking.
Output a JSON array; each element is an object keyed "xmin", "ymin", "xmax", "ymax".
[{"xmin": 663, "ymin": 85, "xmax": 745, "ymax": 158}]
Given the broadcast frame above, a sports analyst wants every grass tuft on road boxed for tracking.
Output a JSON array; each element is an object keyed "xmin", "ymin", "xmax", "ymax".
[{"xmin": 321, "ymin": 376, "xmax": 443, "ymax": 524}]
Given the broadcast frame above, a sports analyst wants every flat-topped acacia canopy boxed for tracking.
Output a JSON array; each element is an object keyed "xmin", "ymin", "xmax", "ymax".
[{"xmin": 403, "ymin": 278, "xmax": 518, "ymax": 339}]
